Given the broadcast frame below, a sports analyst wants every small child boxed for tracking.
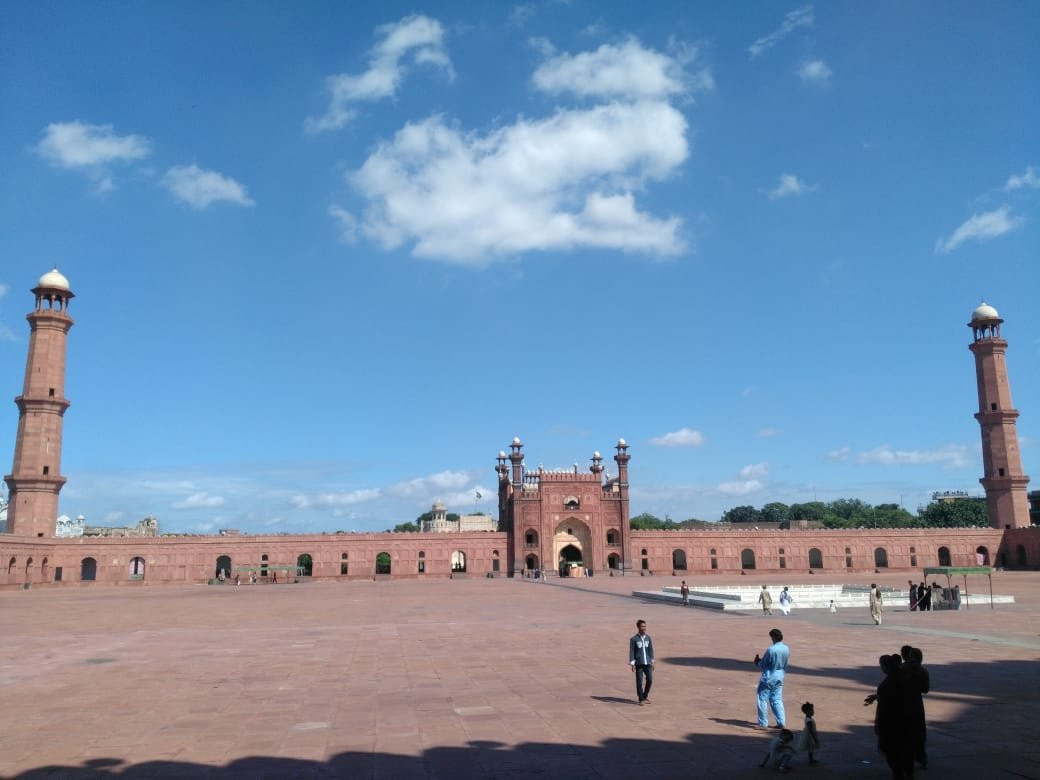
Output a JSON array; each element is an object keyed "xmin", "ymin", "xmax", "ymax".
[
  {"xmin": 797, "ymin": 702, "xmax": 821, "ymax": 765},
  {"xmin": 760, "ymin": 728, "xmax": 795, "ymax": 772}
]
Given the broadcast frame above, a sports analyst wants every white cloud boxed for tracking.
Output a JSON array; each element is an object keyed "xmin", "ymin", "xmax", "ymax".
[
  {"xmin": 1004, "ymin": 166, "xmax": 1039, "ymax": 191},
  {"xmin": 827, "ymin": 446, "xmax": 851, "ymax": 462},
  {"xmin": 172, "ymin": 492, "xmax": 226, "ymax": 510},
  {"xmin": 36, "ymin": 121, "xmax": 151, "ymax": 169},
  {"xmin": 389, "ymin": 470, "xmax": 471, "ymax": 498},
  {"xmin": 650, "ymin": 427, "xmax": 705, "ymax": 447},
  {"xmin": 756, "ymin": 427, "xmax": 782, "ymax": 438},
  {"xmin": 350, "ymin": 98, "xmax": 687, "ymax": 262},
  {"xmin": 716, "ymin": 479, "xmax": 763, "ymax": 496},
  {"xmin": 533, "ymin": 39, "xmax": 687, "ymax": 99},
  {"xmin": 798, "ymin": 59, "xmax": 831, "ymax": 84},
  {"xmin": 935, "ymin": 206, "xmax": 1024, "ymax": 254},
  {"xmin": 740, "ymin": 462, "xmax": 769, "ymax": 479},
  {"xmin": 749, "ymin": 5, "xmax": 814, "ymax": 58},
  {"xmin": 163, "ymin": 164, "xmax": 255, "ymax": 209},
  {"xmin": 0, "ymin": 283, "xmax": 7, "ymax": 299},
  {"xmin": 289, "ymin": 488, "xmax": 381, "ymax": 510},
  {"xmin": 856, "ymin": 444, "xmax": 972, "ymax": 469},
  {"xmin": 306, "ymin": 15, "xmax": 453, "ymax": 133},
  {"xmin": 767, "ymin": 173, "xmax": 815, "ymax": 200},
  {"xmin": 329, "ymin": 205, "xmax": 359, "ymax": 243}
]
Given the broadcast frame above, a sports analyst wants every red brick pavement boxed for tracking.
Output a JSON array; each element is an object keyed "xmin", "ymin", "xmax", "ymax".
[{"xmin": 1, "ymin": 570, "xmax": 1037, "ymax": 779}]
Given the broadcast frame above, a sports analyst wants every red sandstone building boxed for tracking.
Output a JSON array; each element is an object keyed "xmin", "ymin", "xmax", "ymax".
[{"xmin": 1, "ymin": 273, "xmax": 1036, "ymax": 587}]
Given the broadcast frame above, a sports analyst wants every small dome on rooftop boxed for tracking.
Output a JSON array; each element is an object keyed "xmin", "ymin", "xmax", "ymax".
[
  {"xmin": 617, "ymin": 438, "xmax": 627, "ymax": 447},
  {"xmin": 971, "ymin": 302, "xmax": 999, "ymax": 321},
  {"xmin": 38, "ymin": 267, "xmax": 70, "ymax": 290},
  {"xmin": 512, "ymin": 437, "xmax": 521, "ymax": 446}
]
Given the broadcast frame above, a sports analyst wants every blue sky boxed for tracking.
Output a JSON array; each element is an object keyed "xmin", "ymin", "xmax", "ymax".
[{"xmin": 1, "ymin": 2, "xmax": 1037, "ymax": 534}]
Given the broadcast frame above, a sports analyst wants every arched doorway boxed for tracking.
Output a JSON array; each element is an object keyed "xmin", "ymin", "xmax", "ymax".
[
  {"xmin": 451, "ymin": 550, "xmax": 467, "ymax": 572},
  {"xmin": 297, "ymin": 554, "xmax": 313, "ymax": 576},
  {"xmin": 41, "ymin": 557, "xmax": 50, "ymax": 581},
  {"xmin": 553, "ymin": 518, "xmax": 591, "ymax": 574},
  {"xmin": 81, "ymin": 557, "xmax": 97, "ymax": 581},
  {"xmin": 938, "ymin": 546, "xmax": 952, "ymax": 566},
  {"xmin": 375, "ymin": 551, "xmax": 391, "ymax": 575},
  {"xmin": 129, "ymin": 557, "xmax": 146, "ymax": 580},
  {"xmin": 808, "ymin": 548, "xmax": 823, "ymax": 569},
  {"xmin": 672, "ymin": 549, "xmax": 687, "ymax": 571},
  {"xmin": 976, "ymin": 546, "xmax": 990, "ymax": 565},
  {"xmin": 741, "ymin": 549, "xmax": 756, "ymax": 570},
  {"xmin": 525, "ymin": 553, "xmax": 539, "ymax": 572},
  {"xmin": 558, "ymin": 544, "xmax": 582, "ymax": 576},
  {"xmin": 25, "ymin": 557, "xmax": 34, "ymax": 583},
  {"xmin": 216, "ymin": 555, "xmax": 232, "ymax": 579},
  {"xmin": 607, "ymin": 553, "xmax": 620, "ymax": 570},
  {"xmin": 874, "ymin": 548, "xmax": 889, "ymax": 568}
]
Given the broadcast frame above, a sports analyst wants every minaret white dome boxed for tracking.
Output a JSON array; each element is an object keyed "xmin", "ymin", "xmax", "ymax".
[
  {"xmin": 37, "ymin": 267, "xmax": 70, "ymax": 290},
  {"xmin": 971, "ymin": 302, "xmax": 999, "ymax": 321}
]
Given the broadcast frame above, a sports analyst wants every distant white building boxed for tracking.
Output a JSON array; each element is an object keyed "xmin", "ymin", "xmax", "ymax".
[
  {"xmin": 419, "ymin": 501, "xmax": 495, "ymax": 533},
  {"xmin": 55, "ymin": 514, "xmax": 86, "ymax": 537}
]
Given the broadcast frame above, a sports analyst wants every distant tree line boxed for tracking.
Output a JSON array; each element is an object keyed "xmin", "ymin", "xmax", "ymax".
[{"xmin": 632, "ymin": 498, "xmax": 988, "ymax": 530}]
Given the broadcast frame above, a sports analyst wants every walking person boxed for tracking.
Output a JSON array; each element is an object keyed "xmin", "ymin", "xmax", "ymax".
[
  {"xmin": 754, "ymin": 628, "xmax": 790, "ymax": 728},
  {"xmin": 779, "ymin": 586, "xmax": 793, "ymax": 616},
  {"xmin": 680, "ymin": 580, "xmax": 689, "ymax": 606},
  {"xmin": 759, "ymin": 585, "xmax": 774, "ymax": 616},
  {"xmin": 629, "ymin": 619, "xmax": 655, "ymax": 705},
  {"xmin": 908, "ymin": 580, "xmax": 918, "ymax": 611},
  {"xmin": 870, "ymin": 583, "xmax": 884, "ymax": 625}
]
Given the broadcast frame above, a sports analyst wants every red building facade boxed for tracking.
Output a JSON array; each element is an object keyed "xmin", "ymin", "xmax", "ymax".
[{"xmin": 1, "ymin": 272, "xmax": 1036, "ymax": 588}]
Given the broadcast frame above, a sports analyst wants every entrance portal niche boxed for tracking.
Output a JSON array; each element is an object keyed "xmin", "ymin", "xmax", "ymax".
[{"xmin": 554, "ymin": 518, "xmax": 591, "ymax": 576}]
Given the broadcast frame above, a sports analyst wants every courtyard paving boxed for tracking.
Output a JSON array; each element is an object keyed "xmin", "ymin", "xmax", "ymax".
[{"xmin": 1, "ymin": 569, "xmax": 1038, "ymax": 779}]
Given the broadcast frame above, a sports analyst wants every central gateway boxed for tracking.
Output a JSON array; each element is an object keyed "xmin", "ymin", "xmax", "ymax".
[{"xmin": 497, "ymin": 438, "xmax": 632, "ymax": 577}]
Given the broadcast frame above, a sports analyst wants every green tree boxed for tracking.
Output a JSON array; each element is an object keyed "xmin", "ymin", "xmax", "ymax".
[
  {"xmin": 630, "ymin": 512, "xmax": 667, "ymax": 530},
  {"xmin": 919, "ymin": 499, "xmax": 988, "ymax": 527},
  {"xmin": 760, "ymin": 502, "xmax": 790, "ymax": 524},
  {"xmin": 873, "ymin": 503, "xmax": 916, "ymax": 527},
  {"xmin": 722, "ymin": 505, "xmax": 760, "ymax": 523},
  {"xmin": 789, "ymin": 502, "xmax": 827, "ymax": 522},
  {"xmin": 389, "ymin": 521, "xmax": 419, "ymax": 532}
]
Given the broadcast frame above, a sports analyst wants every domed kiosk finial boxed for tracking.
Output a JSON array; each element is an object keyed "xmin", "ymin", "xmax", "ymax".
[
  {"xmin": 37, "ymin": 267, "xmax": 71, "ymax": 291},
  {"xmin": 969, "ymin": 301, "xmax": 1003, "ymax": 342}
]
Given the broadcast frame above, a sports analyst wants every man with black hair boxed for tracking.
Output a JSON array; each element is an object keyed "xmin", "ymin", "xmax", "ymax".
[
  {"xmin": 754, "ymin": 628, "xmax": 790, "ymax": 728},
  {"xmin": 629, "ymin": 619, "xmax": 655, "ymax": 705}
]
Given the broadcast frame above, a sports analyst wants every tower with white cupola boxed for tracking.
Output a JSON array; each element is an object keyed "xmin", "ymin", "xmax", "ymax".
[
  {"xmin": 497, "ymin": 436, "xmax": 630, "ymax": 577},
  {"xmin": 968, "ymin": 302, "xmax": 1030, "ymax": 529},
  {"xmin": 4, "ymin": 269, "xmax": 75, "ymax": 537}
]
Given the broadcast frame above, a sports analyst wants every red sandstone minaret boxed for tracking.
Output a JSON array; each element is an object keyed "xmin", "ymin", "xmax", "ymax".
[
  {"xmin": 3, "ymin": 269, "xmax": 74, "ymax": 537},
  {"xmin": 968, "ymin": 302, "xmax": 1030, "ymax": 529}
]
